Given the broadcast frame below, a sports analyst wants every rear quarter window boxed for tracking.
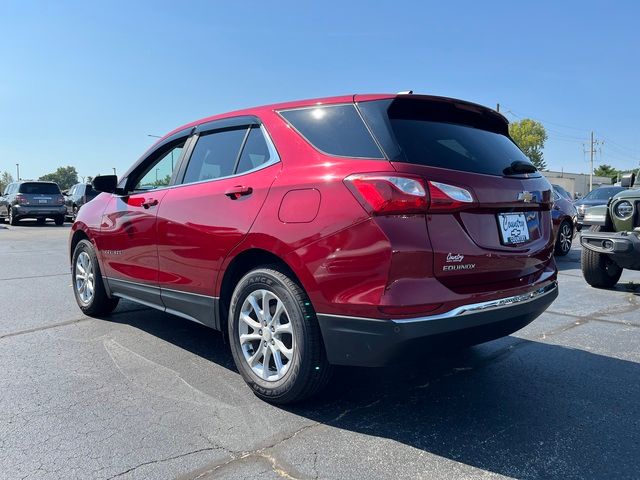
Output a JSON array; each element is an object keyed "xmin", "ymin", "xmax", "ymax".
[{"xmin": 279, "ymin": 104, "xmax": 383, "ymax": 159}]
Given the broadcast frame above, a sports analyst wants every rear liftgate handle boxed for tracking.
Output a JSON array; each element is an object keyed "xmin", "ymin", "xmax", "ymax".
[{"xmin": 224, "ymin": 185, "xmax": 253, "ymax": 200}]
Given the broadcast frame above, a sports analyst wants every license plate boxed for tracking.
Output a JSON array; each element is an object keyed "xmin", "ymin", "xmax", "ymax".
[
  {"xmin": 498, "ymin": 213, "xmax": 530, "ymax": 245},
  {"xmin": 38, "ymin": 199, "xmax": 48, "ymax": 204}
]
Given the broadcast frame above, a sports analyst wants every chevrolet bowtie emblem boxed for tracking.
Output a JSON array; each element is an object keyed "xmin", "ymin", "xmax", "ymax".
[{"xmin": 518, "ymin": 191, "xmax": 533, "ymax": 203}]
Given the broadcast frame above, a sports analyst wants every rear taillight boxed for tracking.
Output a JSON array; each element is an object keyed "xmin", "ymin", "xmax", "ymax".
[
  {"xmin": 344, "ymin": 174, "xmax": 428, "ymax": 215},
  {"xmin": 344, "ymin": 174, "xmax": 474, "ymax": 215},
  {"xmin": 15, "ymin": 194, "xmax": 28, "ymax": 205},
  {"xmin": 427, "ymin": 181, "xmax": 474, "ymax": 212}
]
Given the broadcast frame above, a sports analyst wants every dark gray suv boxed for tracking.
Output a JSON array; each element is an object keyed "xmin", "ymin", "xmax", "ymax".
[
  {"xmin": 64, "ymin": 183, "xmax": 99, "ymax": 221},
  {"xmin": 0, "ymin": 181, "xmax": 67, "ymax": 225}
]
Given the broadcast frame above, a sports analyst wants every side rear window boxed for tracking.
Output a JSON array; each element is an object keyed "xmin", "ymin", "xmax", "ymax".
[
  {"xmin": 18, "ymin": 183, "xmax": 61, "ymax": 194},
  {"xmin": 279, "ymin": 104, "xmax": 383, "ymax": 159},
  {"xmin": 359, "ymin": 98, "xmax": 536, "ymax": 177},
  {"xmin": 182, "ymin": 128, "xmax": 247, "ymax": 184},
  {"xmin": 236, "ymin": 126, "xmax": 274, "ymax": 174}
]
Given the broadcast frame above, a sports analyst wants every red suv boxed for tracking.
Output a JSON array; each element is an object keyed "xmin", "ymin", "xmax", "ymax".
[{"xmin": 70, "ymin": 93, "xmax": 558, "ymax": 403}]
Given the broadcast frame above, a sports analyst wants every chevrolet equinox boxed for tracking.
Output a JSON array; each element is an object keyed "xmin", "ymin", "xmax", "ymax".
[{"xmin": 70, "ymin": 93, "xmax": 558, "ymax": 403}]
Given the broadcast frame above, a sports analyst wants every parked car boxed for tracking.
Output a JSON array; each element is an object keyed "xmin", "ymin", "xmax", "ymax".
[
  {"xmin": 64, "ymin": 183, "xmax": 98, "ymax": 220},
  {"xmin": 574, "ymin": 186, "xmax": 626, "ymax": 231},
  {"xmin": 551, "ymin": 183, "xmax": 573, "ymax": 202},
  {"xmin": 580, "ymin": 188, "xmax": 640, "ymax": 288},
  {"xmin": 0, "ymin": 181, "xmax": 67, "ymax": 225},
  {"xmin": 552, "ymin": 186, "xmax": 577, "ymax": 256},
  {"xmin": 69, "ymin": 93, "xmax": 558, "ymax": 403}
]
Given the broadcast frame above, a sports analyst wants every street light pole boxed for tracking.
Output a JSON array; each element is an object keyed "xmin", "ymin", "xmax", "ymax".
[
  {"xmin": 16, "ymin": 163, "xmax": 19, "ymax": 180},
  {"xmin": 112, "ymin": 167, "xmax": 116, "ymax": 175}
]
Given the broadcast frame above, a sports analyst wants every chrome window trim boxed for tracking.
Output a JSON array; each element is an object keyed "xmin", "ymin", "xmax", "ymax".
[{"xmin": 319, "ymin": 281, "xmax": 558, "ymax": 324}]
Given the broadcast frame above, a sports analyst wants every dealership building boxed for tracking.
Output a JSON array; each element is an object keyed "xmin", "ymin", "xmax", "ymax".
[{"xmin": 542, "ymin": 171, "xmax": 613, "ymax": 198}]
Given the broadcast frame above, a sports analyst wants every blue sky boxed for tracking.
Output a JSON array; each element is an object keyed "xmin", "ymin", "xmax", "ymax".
[{"xmin": 1, "ymin": 1, "xmax": 639, "ymax": 181}]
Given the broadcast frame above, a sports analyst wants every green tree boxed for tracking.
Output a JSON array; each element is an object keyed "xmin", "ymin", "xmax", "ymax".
[
  {"xmin": 509, "ymin": 119, "xmax": 548, "ymax": 170},
  {"xmin": 38, "ymin": 166, "xmax": 79, "ymax": 190},
  {"xmin": 151, "ymin": 174, "xmax": 172, "ymax": 187},
  {"xmin": 594, "ymin": 164, "xmax": 618, "ymax": 182},
  {"xmin": 0, "ymin": 171, "xmax": 14, "ymax": 193}
]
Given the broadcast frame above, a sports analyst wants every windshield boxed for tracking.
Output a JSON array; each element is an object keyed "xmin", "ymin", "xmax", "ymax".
[
  {"xmin": 584, "ymin": 187, "xmax": 624, "ymax": 200},
  {"xmin": 18, "ymin": 183, "xmax": 61, "ymax": 195}
]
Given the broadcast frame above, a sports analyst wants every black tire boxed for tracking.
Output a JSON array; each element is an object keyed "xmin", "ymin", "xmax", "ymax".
[
  {"xmin": 36, "ymin": 218, "xmax": 46, "ymax": 225},
  {"xmin": 72, "ymin": 239, "xmax": 119, "ymax": 316},
  {"xmin": 581, "ymin": 225, "xmax": 623, "ymax": 288},
  {"xmin": 54, "ymin": 216, "xmax": 65, "ymax": 226},
  {"xmin": 9, "ymin": 208, "xmax": 19, "ymax": 226},
  {"xmin": 228, "ymin": 266, "xmax": 332, "ymax": 404},
  {"xmin": 554, "ymin": 220, "xmax": 573, "ymax": 256}
]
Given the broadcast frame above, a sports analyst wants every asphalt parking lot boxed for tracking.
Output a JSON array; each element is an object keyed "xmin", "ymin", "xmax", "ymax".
[{"xmin": 1, "ymin": 221, "xmax": 639, "ymax": 479}]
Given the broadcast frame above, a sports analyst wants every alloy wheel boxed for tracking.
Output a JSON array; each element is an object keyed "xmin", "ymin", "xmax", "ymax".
[
  {"xmin": 75, "ymin": 251, "xmax": 95, "ymax": 304},
  {"xmin": 559, "ymin": 223, "xmax": 572, "ymax": 253},
  {"xmin": 238, "ymin": 289, "xmax": 295, "ymax": 381}
]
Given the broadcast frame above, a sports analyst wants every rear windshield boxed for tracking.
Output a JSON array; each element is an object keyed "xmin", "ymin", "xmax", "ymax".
[
  {"xmin": 18, "ymin": 183, "xmax": 61, "ymax": 194},
  {"xmin": 279, "ymin": 105, "xmax": 383, "ymax": 159},
  {"xmin": 359, "ymin": 98, "xmax": 536, "ymax": 177}
]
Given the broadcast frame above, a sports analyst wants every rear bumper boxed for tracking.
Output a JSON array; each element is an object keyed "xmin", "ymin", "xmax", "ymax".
[
  {"xmin": 580, "ymin": 230, "xmax": 640, "ymax": 269},
  {"xmin": 317, "ymin": 281, "xmax": 558, "ymax": 366},
  {"xmin": 13, "ymin": 205, "xmax": 66, "ymax": 218}
]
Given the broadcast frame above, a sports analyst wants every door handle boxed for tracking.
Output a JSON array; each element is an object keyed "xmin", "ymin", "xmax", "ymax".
[
  {"xmin": 142, "ymin": 198, "xmax": 159, "ymax": 209},
  {"xmin": 224, "ymin": 185, "xmax": 253, "ymax": 199}
]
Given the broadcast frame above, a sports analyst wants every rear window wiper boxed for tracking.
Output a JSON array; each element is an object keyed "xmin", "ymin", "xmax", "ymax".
[{"xmin": 503, "ymin": 160, "xmax": 537, "ymax": 175}]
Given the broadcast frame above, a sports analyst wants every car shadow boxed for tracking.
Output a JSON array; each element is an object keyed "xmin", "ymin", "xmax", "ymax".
[
  {"xmin": 8, "ymin": 220, "xmax": 71, "ymax": 228},
  {"xmin": 107, "ymin": 303, "xmax": 640, "ymax": 479}
]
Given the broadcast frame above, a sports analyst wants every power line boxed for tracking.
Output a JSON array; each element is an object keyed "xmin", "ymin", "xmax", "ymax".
[{"xmin": 503, "ymin": 105, "xmax": 640, "ymax": 167}]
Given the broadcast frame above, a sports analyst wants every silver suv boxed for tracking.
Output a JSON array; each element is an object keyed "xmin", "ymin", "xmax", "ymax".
[{"xmin": 0, "ymin": 181, "xmax": 67, "ymax": 225}]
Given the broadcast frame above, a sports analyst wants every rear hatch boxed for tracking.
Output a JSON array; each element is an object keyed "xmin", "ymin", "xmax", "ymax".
[
  {"xmin": 18, "ymin": 182, "xmax": 64, "ymax": 207},
  {"xmin": 358, "ymin": 95, "xmax": 553, "ymax": 291}
]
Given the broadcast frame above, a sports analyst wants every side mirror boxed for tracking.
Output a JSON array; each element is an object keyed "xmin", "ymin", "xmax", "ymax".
[
  {"xmin": 620, "ymin": 173, "xmax": 635, "ymax": 188},
  {"xmin": 92, "ymin": 175, "xmax": 119, "ymax": 194}
]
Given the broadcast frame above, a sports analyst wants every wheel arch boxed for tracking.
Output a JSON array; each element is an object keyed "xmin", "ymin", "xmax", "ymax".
[
  {"xmin": 69, "ymin": 228, "xmax": 90, "ymax": 263},
  {"xmin": 217, "ymin": 247, "xmax": 307, "ymax": 334}
]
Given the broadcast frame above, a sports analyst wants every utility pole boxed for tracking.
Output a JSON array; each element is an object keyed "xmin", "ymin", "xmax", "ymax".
[
  {"xmin": 496, "ymin": 103, "xmax": 500, "ymax": 113},
  {"xmin": 16, "ymin": 163, "xmax": 19, "ymax": 180},
  {"xmin": 584, "ymin": 132, "xmax": 602, "ymax": 192}
]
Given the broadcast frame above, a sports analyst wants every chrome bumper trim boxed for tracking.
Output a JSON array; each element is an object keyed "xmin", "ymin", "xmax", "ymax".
[{"xmin": 320, "ymin": 281, "xmax": 558, "ymax": 325}]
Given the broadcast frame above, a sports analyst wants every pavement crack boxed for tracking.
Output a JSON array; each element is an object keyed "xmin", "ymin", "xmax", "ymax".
[
  {"xmin": 0, "ymin": 317, "xmax": 92, "ymax": 341},
  {"xmin": 0, "ymin": 272, "xmax": 70, "ymax": 282},
  {"xmin": 107, "ymin": 447, "xmax": 223, "ymax": 479},
  {"xmin": 188, "ymin": 423, "xmax": 318, "ymax": 480}
]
